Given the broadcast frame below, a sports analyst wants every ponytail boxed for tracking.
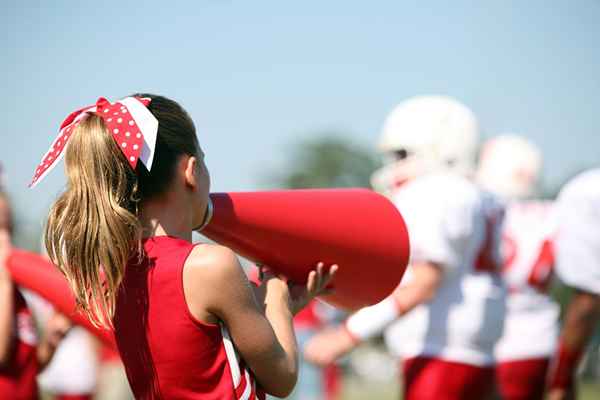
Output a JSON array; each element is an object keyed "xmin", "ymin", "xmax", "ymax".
[{"xmin": 45, "ymin": 114, "xmax": 140, "ymax": 328}]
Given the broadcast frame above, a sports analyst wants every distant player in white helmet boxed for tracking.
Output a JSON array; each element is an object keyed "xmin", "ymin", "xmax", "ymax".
[
  {"xmin": 305, "ymin": 95, "xmax": 507, "ymax": 400},
  {"xmin": 477, "ymin": 134, "xmax": 559, "ymax": 400},
  {"xmin": 370, "ymin": 95, "xmax": 479, "ymax": 196},
  {"xmin": 546, "ymin": 169, "xmax": 600, "ymax": 400}
]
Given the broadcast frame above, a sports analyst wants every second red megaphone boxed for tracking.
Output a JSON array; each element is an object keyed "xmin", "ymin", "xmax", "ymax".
[
  {"xmin": 7, "ymin": 249, "xmax": 115, "ymax": 347},
  {"xmin": 200, "ymin": 189, "xmax": 410, "ymax": 310}
]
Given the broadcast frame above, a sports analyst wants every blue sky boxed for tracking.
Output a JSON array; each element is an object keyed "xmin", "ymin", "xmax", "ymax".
[{"xmin": 2, "ymin": 1, "xmax": 599, "ymax": 238}]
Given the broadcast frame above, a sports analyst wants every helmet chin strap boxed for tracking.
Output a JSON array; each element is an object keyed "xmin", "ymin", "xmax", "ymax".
[{"xmin": 193, "ymin": 197, "xmax": 214, "ymax": 232}]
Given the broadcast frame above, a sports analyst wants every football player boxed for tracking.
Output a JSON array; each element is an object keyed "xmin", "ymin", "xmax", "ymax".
[
  {"xmin": 478, "ymin": 134, "xmax": 559, "ymax": 400},
  {"xmin": 547, "ymin": 169, "xmax": 600, "ymax": 400},
  {"xmin": 305, "ymin": 95, "xmax": 507, "ymax": 400}
]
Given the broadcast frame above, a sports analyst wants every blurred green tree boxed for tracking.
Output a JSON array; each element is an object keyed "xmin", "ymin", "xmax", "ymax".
[{"xmin": 266, "ymin": 134, "xmax": 379, "ymax": 189}]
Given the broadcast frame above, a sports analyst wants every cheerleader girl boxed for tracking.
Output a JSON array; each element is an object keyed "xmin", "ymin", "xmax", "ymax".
[{"xmin": 33, "ymin": 94, "xmax": 336, "ymax": 399}]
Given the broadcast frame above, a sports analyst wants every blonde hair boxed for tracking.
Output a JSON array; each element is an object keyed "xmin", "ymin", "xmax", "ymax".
[
  {"xmin": 44, "ymin": 94, "xmax": 199, "ymax": 328},
  {"xmin": 45, "ymin": 115, "xmax": 140, "ymax": 327}
]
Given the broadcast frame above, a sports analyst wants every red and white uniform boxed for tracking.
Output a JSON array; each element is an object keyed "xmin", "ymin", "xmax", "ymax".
[
  {"xmin": 554, "ymin": 169, "xmax": 600, "ymax": 295},
  {"xmin": 382, "ymin": 173, "xmax": 506, "ymax": 365},
  {"xmin": 346, "ymin": 172, "xmax": 506, "ymax": 399},
  {"xmin": 114, "ymin": 236, "xmax": 264, "ymax": 400},
  {"xmin": 24, "ymin": 291, "xmax": 98, "ymax": 399},
  {"xmin": 38, "ymin": 328, "xmax": 97, "ymax": 399},
  {"xmin": 0, "ymin": 289, "xmax": 39, "ymax": 400},
  {"xmin": 494, "ymin": 201, "xmax": 559, "ymax": 399},
  {"xmin": 495, "ymin": 201, "xmax": 559, "ymax": 361}
]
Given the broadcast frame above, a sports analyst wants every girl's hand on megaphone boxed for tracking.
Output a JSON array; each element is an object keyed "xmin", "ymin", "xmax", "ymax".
[
  {"xmin": 288, "ymin": 262, "xmax": 338, "ymax": 315},
  {"xmin": 256, "ymin": 263, "xmax": 338, "ymax": 316},
  {"xmin": 253, "ymin": 266, "xmax": 290, "ymax": 314}
]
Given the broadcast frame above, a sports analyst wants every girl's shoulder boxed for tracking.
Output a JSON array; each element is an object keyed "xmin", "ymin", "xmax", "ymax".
[
  {"xmin": 185, "ymin": 243, "xmax": 243, "ymax": 277},
  {"xmin": 184, "ymin": 243, "xmax": 250, "ymax": 299}
]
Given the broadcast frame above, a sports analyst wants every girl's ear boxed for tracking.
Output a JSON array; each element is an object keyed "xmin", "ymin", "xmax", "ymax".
[{"xmin": 183, "ymin": 156, "xmax": 198, "ymax": 189}]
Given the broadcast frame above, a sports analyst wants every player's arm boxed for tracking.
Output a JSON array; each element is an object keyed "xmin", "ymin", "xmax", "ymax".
[
  {"xmin": 548, "ymin": 172, "xmax": 600, "ymax": 400},
  {"xmin": 547, "ymin": 289, "xmax": 600, "ymax": 400},
  {"xmin": 0, "ymin": 229, "xmax": 14, "ymax": 366},
  {"xmin": 304, "ymin": 262, "xmax": 443, "ymax": 366},
  {"xmin": 559, "ymin": 290, "xmax": 600, "ymax": 354},
  {"xmin": 346, "ymin": 261, "xmax": 443, "ymax": 341},
  {"xmin": 36, "ymin": 312, "xmax": 72, "ymax": 370},
  {"xmin": 183, "ymin": 244, "xmax": 335, "ymax": 398}
]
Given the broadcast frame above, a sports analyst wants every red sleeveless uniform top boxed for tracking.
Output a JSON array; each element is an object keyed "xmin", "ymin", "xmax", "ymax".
[
  {"xmin": 0, "ymin": 289, "xmax": 39, "ymax": 400},
  {"xmin": 114, "ymin": 236, "xmax": 264, "ymax": 400}
]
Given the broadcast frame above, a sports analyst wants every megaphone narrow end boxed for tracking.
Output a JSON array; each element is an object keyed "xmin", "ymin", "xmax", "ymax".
[{"xmin": 193, "ymin": 197, "xmax": 214, "ymax": 232}]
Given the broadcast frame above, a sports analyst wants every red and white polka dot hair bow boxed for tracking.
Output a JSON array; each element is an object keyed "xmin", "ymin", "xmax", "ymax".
[{"xmin": 30, "ymin": 96, "xmax": 158, "ymax": 188}]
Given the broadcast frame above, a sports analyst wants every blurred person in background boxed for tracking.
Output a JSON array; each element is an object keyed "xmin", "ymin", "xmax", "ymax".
[
  {"xmin": 305, "ymin": 96, "xmax": 507, "ymax": 400},
  {"xmin": 546, "ymin": 169, "xmax": 600, "ymax": 400},
  {"xmin": 93, "ymin": 339, "xmax": 134, "ymax": 400},
  {"xmin": 20, "ymin": 235, "xmax": 101, "ymax": 400},
  {"xmin": 0, "ymin": 173, "xmax": 71, "ymax": 399},
  {"xmin": 289, "ymin": 300, "xmax": 342, "ymax": 400},
  {"xmin": 477, "ymin": 134, "xmax": 559, "ymax": 400},
  {"xmin": 26, "ymin": 256, "xmax": 134, "ymax": 400},
  {"xmin": 25, "ymin": 291, "xmax": 99, "ymax": 400}
]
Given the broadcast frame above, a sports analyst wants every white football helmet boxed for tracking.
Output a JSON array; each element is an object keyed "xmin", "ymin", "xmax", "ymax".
[
  {"xmin": 476, "ymin": 134, "xmax": 542, "ymax": 200},
  {"xmin": 371, "ymin": 95, "xmax": 480, "ymax": 195}
]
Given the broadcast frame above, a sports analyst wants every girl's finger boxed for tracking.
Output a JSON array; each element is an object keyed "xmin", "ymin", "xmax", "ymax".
[
  {"xmin": 306, "ymin": 270, "xmax": 317, "ymax": 293},
  {"xmin": 322, "ymin": 264, "xmax": 338, "ymax": 287}
]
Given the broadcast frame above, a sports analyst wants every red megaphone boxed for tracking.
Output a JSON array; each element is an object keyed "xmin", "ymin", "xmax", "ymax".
[
  {"xmin": 7, "ymin": 249, "xmax": 115, "ymax": 348},
  {"xmin": 201, "ymin": 189, "xmax": 410, "ymax": 310}
]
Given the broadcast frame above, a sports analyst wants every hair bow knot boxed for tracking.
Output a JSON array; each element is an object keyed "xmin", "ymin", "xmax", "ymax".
[{"xmin": 30, "ymin": 96, "xmax": 158, "ymax": 188}]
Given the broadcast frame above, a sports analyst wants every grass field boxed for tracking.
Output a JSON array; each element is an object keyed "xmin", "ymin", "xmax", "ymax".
[{"xmin": 340, "ymin": 377, "xmax": 600, "ymax": 400}]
